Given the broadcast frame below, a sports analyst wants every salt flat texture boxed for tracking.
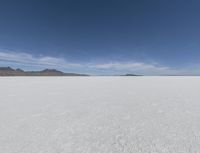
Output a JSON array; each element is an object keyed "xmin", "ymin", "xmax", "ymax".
[{"xmin": 0, "ymin": 77, "xmax": 200, "ymax": 153}]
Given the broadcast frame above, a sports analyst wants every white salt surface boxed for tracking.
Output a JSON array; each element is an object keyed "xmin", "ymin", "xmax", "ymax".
[{"xmin": 0, "ymin": 77, "xmax": 200, "ymax": 153}]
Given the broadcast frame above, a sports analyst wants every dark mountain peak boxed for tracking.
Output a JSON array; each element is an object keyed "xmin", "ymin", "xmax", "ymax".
[
  {"xmin": 40, "ymin": 69, "xmax": 64, "ymax": 76},
  {"xmin": 0, "ymin": 67, "xmax": 15, "ymax": 71},
  {"xmin": 16, "ymin": 68, "xmax": 24, "ymax": 72},
  {"xmin": 41, "ymin": 69, "xmax": 63, "ymax": 73}
]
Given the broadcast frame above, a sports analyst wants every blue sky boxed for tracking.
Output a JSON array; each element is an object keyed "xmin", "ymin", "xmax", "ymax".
[{"xmin": 0, "ymin": 0, "xmax": 200, "ymax": 75}]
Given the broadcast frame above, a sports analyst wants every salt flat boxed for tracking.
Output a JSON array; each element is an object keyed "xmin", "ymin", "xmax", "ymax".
[{"xmin": 0, "ymin": 77, "xmax": 200, "ymax": 153}]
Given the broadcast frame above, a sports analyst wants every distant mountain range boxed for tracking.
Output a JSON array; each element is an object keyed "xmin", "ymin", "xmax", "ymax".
[
  {"xmin": 0, "ymin": 67, "xmax": 89, "ymax": 76},
  {"xmin": 0, "ymin": 67, "xmax": 143, "ymax": 76},
  {"xmin": 120, "ymin": 74, "xmax": 142, "ymax": 76}
]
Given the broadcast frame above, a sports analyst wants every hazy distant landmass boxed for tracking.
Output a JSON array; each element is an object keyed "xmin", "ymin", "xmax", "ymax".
[
  {"xmin": 121, "ymin": 74, "xmax": 143, "ymax": 76},
  {"xmin": 0, "ymin": 67, "xmax": 89, "ymax": 76}
]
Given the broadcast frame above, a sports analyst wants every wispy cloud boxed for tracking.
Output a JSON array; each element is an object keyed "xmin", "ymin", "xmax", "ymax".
[
  {"xmin": 0, "ymin": 50, "xmax": 198, "ymax": 75},
  {"xmin": 90, "ymin": 62, "xmax": 148, "ymax": 69},
  {"xmin": 88, "ymin": 62, "xmax": 171, "ymax": 74},
  {"xmin": 0, "ymin": 51, "xmax": 81, "ymax": 68}
]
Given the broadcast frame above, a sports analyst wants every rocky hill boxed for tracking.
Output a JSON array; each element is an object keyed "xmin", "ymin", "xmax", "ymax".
[{"xmin": 0, "ymin": 67, "xmax": 89, "ymax": 76}]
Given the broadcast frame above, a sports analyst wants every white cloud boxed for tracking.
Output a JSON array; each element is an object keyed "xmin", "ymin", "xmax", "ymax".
[
  {"xmin": 0, "ymin": 51, "xmax": 82, "ymax": 68},
  {"xmin": 88, "ymin": 62, "xmax": 176, "ymax": 75},
  {"xmin": 89, "ymin": 62, "xmax": 168, "ymax": 70}
]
